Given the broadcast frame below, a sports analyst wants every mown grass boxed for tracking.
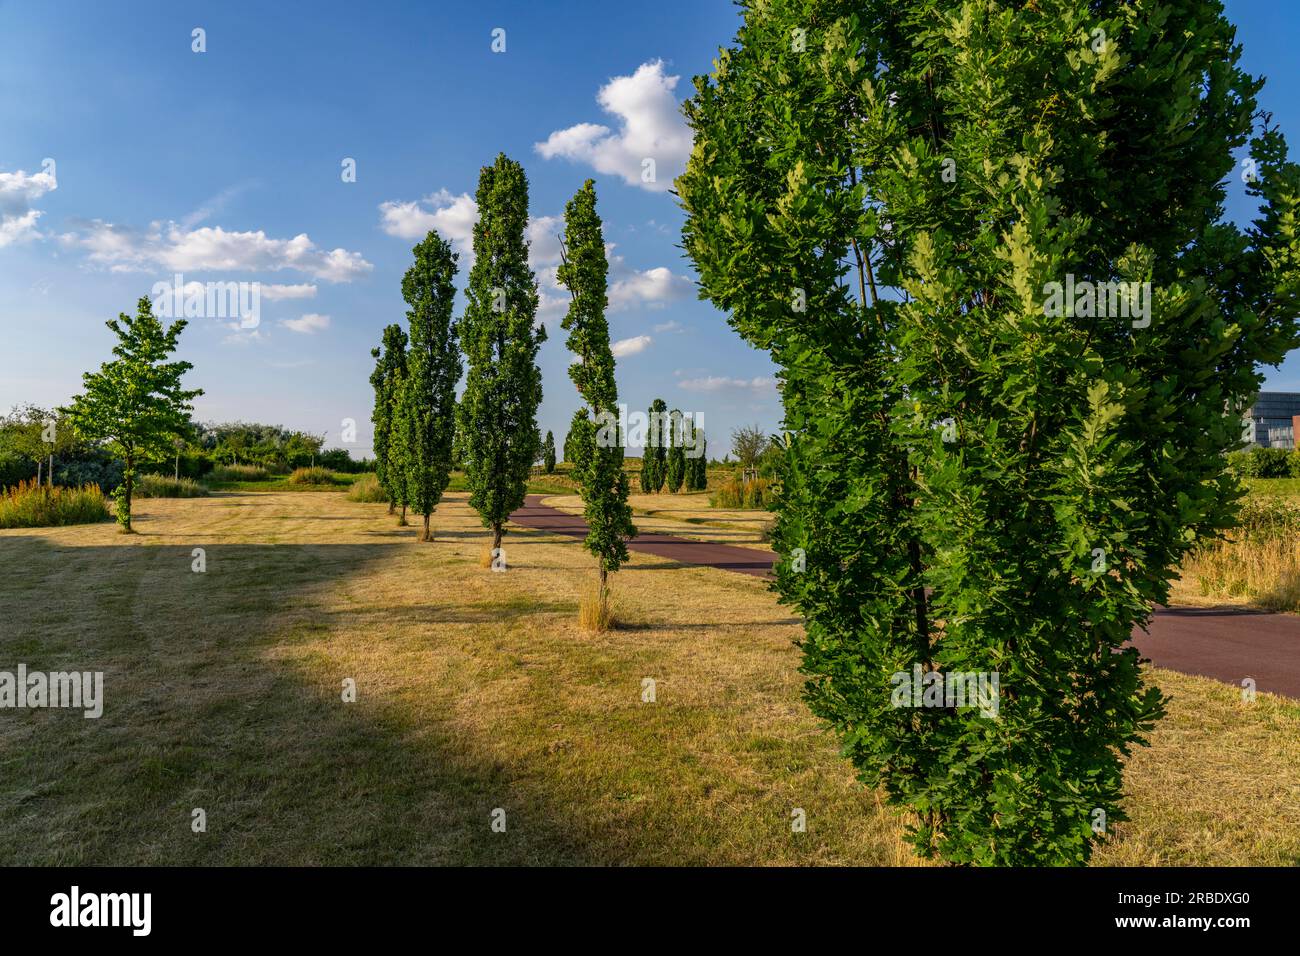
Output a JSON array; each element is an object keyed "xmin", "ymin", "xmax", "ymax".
[
  {"xmin": 0, "ymin": 479, "xmax": 110, "ymax": 529},
  {"xmin": 0, "ymin": 490, "xmax": 1295, "ymax": 865}
]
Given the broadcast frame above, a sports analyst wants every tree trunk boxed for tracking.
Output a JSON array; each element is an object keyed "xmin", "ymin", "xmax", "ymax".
[
  {"xmin": 175, "ymin": 451, "xmax": 180, "ymax": 481},
  {"xmin": 35, "ymin": 458, "xmax": 41, "ymax": 487},
  {"xmin": 599, "ymin": 565, "xmax": 608, "ymax": 590},
  {"xmin": 48, "ymin": 454, "xmax": 53, "ymax": 487},
  {"xmin": 491, "ymin": 526, "xmax": 503, "ymax": 552},
  {"xmin": 398, "ymin": 503, "xmax": 408, "ymax": 526},
  {"xmin": 388, "ymin": 500, "xmax": 396, "ymax": 515},
  {"xmin": 422, "ymin": 513, "xmax": 432, "ymax": 542},
  {"xmin": 122, "ymin": 456, "xmax": 134, "ymax": 533}
]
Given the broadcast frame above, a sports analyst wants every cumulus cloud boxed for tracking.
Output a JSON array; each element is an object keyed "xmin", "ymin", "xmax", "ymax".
[
  {"xmin": 677, "ymin": 375, "xmax": 776, "ymax": 392},
  {"xmin": 534, "ymin": 60, "xmax": 692, "ymax": 193},
  {"xmin": 60, "ymin": 220, "xmax": 372, "ymax": 282},
  {"xmin": 653, "ymin": 319, "xmax": 683, "ymax": 333},
  {"xmin": 609, "ymin": 263, "xmax": 692, "ymax": 311},
  {"xmin": 378, "ymin": 188, "xmax": 478, "ymax": 257},
  {"xmin": 0, "ymin": 168, "xmax": 57, "ymax": 248},
  {"xmin": 281, "ymin": 313, "xmax": 330, "ymax": 334},
  {"xmin": 260, "ymin": 283, "xmax": 317, "ymax": 301},
  {"xmin": 611, "ymin": 335, "xmax": 653, "ymax": 357}
]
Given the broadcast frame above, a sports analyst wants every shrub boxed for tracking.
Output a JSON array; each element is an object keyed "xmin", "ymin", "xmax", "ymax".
[
  {"xmin": 710, "ymin": 476, "xmax": 775, "ymax": 510},
  {"xmin": 134, "ymin": 473, "xmax": 210, "ymax": 498},
  {"xmin": 0, "ymin": 453, "xmax": 36, "ymax": 491},
  {"xmin": 0, "ymin": 480, "xmax": 110, "ymax": 529},
  {"xmin": 345, "ymin": 473, "xmax": 386, "ymax": 502},
  {"xmin": 207, "ymin": 464, "xmax": 269, "ymax": 483},
  {"xmin": 1249, "ymin": 447, "xmax": 1293, "ymax": 478},
  {"xmin": 1289, "ymin": 452, "xmax": 1300, "ymax": 479},
  {"xmin": 287, "ymin": 466, "xmax": 339, "ymax": 485}
]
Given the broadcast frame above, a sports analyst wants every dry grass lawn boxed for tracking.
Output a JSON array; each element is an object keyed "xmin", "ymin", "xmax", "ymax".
[
  {"xmin": 544, "ymin": 491, "xmax": 775, "ymax": 552},
  {"xmin": 0, "ymin": 490, "xmax": 1296, "ymax": 865}
]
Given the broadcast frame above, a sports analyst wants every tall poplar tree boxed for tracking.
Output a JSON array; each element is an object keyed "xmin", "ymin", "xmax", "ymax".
[
  {"xmin": 401, "ymin": 230, "xmax": 462, "ymax": 542},
  {"xmin": 641, "ymin": 398, "xmax": 668, "ymax": 493},
  {"xmin": 457, "ymin": 153, "xmax": 546, "ymax": 555},
  {"xmin": 557, "ymin": 179, "xmax": 636, "ymax": 591},
  {"xmin": 369, "ymin": 324, "xmax": 408, "ymax": 516},
  {"xmin": 678, "ymin": 0, "xmax": 1300, "ymax": 865},
  {"xmin": 63, "ymin": 296, "xmax": 202, "ymax": 532},
  {"xmin": 666, "ymin": 409, "xmax": 686, "ymax": 493},
  {"xmin": 542, "ymin": 430, "xmax": 557, "ymax": 474}
]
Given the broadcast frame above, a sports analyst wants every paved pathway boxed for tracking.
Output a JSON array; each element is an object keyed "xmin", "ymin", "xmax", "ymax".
[{"xmin": 511, "ymin": 495, "xmax": 1300, "ymax": 699}]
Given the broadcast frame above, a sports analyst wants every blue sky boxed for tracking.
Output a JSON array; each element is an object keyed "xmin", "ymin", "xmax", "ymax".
[{"xmin": 1, "ymin": 0, "xmax": 1296, "ymax": 459}]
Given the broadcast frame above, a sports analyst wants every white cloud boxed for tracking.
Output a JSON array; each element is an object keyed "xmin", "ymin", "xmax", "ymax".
[
  {"xmin": 609, "ymin": 263, "xmax": 692, "ymax": 311},
  {"xmin": 534, "ymin": 60, "xmax": 692, "ymax": 193},
  {"xmin": 611, "ymin": 335, "xmax": 653, "ymax": 357},
  {"xmin": 677, "ymin": 375, "xmax": 776, "ymax": 392},
  {"xmin": 281, "ymin": 312, "xmax": 330, "ymax": 334},
  {"xmin": 260, "ymin": 283, "xmax": 317, "ymax": 301},
  {"xmin": 61, "ymin": 220, "xmax": 372, "ymax": 282},
  {"xmin": 653, "ymin": 319, "xmax": 683, "ymax": 333},
  {"xmin": 378, "ymin": 188, "xmax": 478, "ymax": 257},
  {"xmin": 0, "ymin": 168, "xmax": 57, "ymax": 248}
]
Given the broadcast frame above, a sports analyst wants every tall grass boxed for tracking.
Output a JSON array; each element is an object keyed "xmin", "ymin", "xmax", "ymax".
[
  {"xmin": 207, "ymin": 463, "xmax": 269, "ymax": 483},
  {"xmin": 288, "ymin": 466, "xmax": 340, "ymax": 486},
  {"xmin": 1182, "ymin": 498, "xmax": 1300, "ymax": 611},
  {"xmin": 709, "ymin": 476, "xmax": 775, "ymax": 510},
  {"xmin": 345, "ymin": 473, "xmax": 386, "ymax": 502},
  {"xmin": 135, "ymin": 473, "xmax": 210, "ymax": 498},
  {"xmin": 0, "ymin": 480, "xmax": 111, "ymax": 529}
]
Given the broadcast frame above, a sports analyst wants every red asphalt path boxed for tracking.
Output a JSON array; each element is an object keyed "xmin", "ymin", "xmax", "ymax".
[{"xmin": 511, "ymin": 495, "xmax": 1300, "ymax": 699}]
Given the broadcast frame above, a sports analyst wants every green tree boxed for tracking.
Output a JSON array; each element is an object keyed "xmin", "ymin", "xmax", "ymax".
[
  {"xmin": 666, "ymin": 409, "xmax": 686, "ymax": 493},
  {"xmin": 62, "ymin": 296, "xmax": 203, "ymax": 532},
  {"xmin": 557, "ymin": 179, "xmax": 637, "ymax": 591},
  {"xmin": 543, "ymin": 430, "xmax": 557, "ymax": 474},
  {"xmin": 369, "ymin": 324, "xmax": 409, "ymax": 517},
  {"xmin": 641, "ymin": 398, "xmax": 668, "ymax": 493},
  {"xmin": 400, "ymin": 231, "xmax": 462, "ymax": 542},
  {"xmin": 678, "ymin": 0, "xmax": 1300, "ymax": 865},
  {"xmin": 457, "ymin": 153, "xmax": 547, "ymax": 555}
]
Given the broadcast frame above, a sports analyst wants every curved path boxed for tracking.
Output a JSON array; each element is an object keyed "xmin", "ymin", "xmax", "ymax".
[{"xmin": 511, "ymin": 495, "xmax": 1300, "ymax": 699}]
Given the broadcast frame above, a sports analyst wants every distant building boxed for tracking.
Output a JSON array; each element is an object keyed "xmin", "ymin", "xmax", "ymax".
[{"xmin": 1242, "ymin": 392, "xmax": 1300, "ymax": 448}]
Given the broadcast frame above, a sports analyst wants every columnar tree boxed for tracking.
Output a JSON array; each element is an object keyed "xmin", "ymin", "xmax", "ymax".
[
  {"xmin": 687, "ymin": 430, "xmax": 708, "ymax": 491},
  {"xmin": 556, "ymin": 179, "xmax": 637, "ymax": 591},
  {"xmin": 678, "ymin": 0, "xmax": 1300, "ymax": 865},
  {"xmin": 640, "ymin": 398, "xmax": 668, "ymax": 492},
  {"xmin": 666, "ymin": 409, "xmax": 686, "ymax": 493},
  {"xmin": 401, "ymin": 230, "xmax": 462, "ymax": 542},
  {"xmin": 369, "ymin": 324, "xmax": 408, "ymax": 516},
  {"xmin": 63, "ymin": 296, "xmax": 203, "ymax": 532},
  {"xmin": 543, "ymin": 430, "xmax": 557, "ymax": 474},
  {"xmin": 457, "ymin": 153, "xmax": 547, "ymax": 555}
]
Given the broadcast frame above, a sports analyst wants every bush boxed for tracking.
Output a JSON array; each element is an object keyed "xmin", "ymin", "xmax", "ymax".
[
  {"xmin": 134, "ymin": 473, "xmax": 210, "ymax": 498},
  {"xmin": 0, "ymin": 480, "xmax": 110, "ymax": 529},
  {"xmin": 710, "ymin": 476, "xmax": 775, "ymax": 510},
  {"xmin": 345, "ymin": 473, "xmax": 386, "ymax": 502},
  {"xmin": 1228, "ymin": 446, "xmax": 1294, "ymax": 478},
  {"xmin": 207, "ymin": 464, "xmax": 269, "ymax": 483},
  {"xmin": 287, "ymin": 466, "xmax": 339, "ymax": 485},
  {"xmin": 0, "ymin": 452, "xmax": 36, "ymax": 491}
]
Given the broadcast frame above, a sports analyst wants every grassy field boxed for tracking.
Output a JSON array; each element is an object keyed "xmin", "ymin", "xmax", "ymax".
[
  {"xmin": 543, "ymin": 491, "xmax": 774, "ymax": 551},
  {"xmin": 1, "ymin": 490, "xmax": 1297, "ymax": 865}
]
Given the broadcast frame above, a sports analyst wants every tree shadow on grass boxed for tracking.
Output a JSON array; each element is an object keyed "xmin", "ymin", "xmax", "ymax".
[{"xmin": 0, "ymin": 535, "xmax": 606, "ymax": 865}]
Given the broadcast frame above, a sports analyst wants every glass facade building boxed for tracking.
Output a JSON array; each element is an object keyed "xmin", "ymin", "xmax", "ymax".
[{"xmin": 1243, "ymin": 392, "xmax": 1300, "ymax": 448}]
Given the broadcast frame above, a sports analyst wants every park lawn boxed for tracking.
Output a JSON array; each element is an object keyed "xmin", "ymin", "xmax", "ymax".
[
  {"xmin": 542, "ymin": 492, "xmax": 775, "ymax": 552},
  {"xmin": 0, "ymin": 490, "xmax": 1296, "ymax": 866}
]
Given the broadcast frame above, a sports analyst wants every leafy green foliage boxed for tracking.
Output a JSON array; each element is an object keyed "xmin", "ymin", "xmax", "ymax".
[
  {"xmin": 457, "ymin": 154, "xmax": 547, "ymax": 549},
  {"xmin": 400, "ymin": 230, "xmax": 462, "ymax": 540},
  {"xmin": 666, "ymin": 410, "xmax": 686, "ymax": 493},
  {"xmin": 543, "ymin": 430, "xmax": 557, "ymax": 474},
  {"xmin": 370, "ymin": 324, "xmax": 409, "ymax": 514},
  {"xmin": 62, "ymin": 297, "xmax": 202, "ymax": 531},
  {"xmin": 557, "ymin": 180, "xmax": 636, "ymax": 583},
  {"xmin": 640, "ymin": 398, "xmax": 668, "ymax": 493},
  {"xmin": 678, "ymin": 0, "xmax": 1300, "ymax": 865}
]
